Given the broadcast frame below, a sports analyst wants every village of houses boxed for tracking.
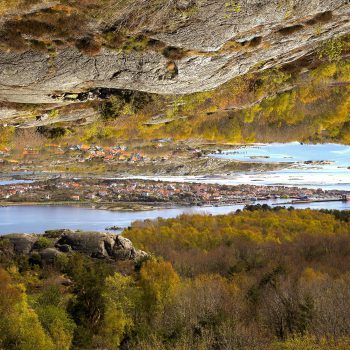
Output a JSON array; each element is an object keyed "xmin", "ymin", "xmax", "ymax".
[
  {"xmin": 0, "ymin": 177, "xmax": 348, "ymax": 209},
  {"xmin": 1, "ymin": 142, "xmax": 349, "ymax": 208}
]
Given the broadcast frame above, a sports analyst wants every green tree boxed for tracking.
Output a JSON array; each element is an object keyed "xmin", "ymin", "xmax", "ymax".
[
  {"xmin": 66, "ymin": 254, "xmax": 113, "ymax": 347},
  {"xmin": 139, "ymin": 259, "xmax": 180, "ymax": 317},
  {"xmin": 35, "ymin": 286, "xmax": 76, "ymax": 350},
  {"xmin": 96, "ymin": 273, "xmax": 140, "ymax": 349},
  {"xmin": 0, "ymin": 268, "xmax": 55, "ymax": 350}
]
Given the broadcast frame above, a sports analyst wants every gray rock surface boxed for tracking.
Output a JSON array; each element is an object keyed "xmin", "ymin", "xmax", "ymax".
[
  {"xmin": 0, "ymin": 0, "xmax": 349, "ymax": 104},
  {"xmin": 39, "ymin": 247, "xmax": 62, "ymax": 264},
  {"xmin": 56, "ymin": 231, "xmax": 118, "ymax": 259},
  {"xmin": 4, "ymin": 234, "xmax": 38, "ymax": 254},
  {"xmin": 56, "ymin": 231, "xmax": 145, "ymax": 260},
  {"xmin": 1, "ymin": 230, "xmax": 147, "ymax": 262}
]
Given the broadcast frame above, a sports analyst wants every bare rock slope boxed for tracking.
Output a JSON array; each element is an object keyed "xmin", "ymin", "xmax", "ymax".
[{"xmin": 0, "ymin": 0, "xmax": 349, "ymax": 105}]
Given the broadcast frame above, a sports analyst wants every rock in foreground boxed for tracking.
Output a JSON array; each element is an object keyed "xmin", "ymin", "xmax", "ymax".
[{"xmin": 0, "ymin": 230, "xmax": 147, "ymax": 264}]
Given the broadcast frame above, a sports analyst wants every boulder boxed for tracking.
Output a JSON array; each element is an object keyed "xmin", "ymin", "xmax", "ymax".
[
  {"xmin": 56, "ymin": 231, "xmax": 117, "ymax": 259},
  {"xmin": 133, "ymin": 249, "xmax": 149, "ymax": 262},
  {"xmin": 55, "ymin": 231, "xmax": 148, "ymax": 261},
  {"xmin": 0, "ymin": 230, "xmax": 147, "ymax": 263},
  {"xmin": 40, "ymin": 248, "xmax": 62, "ymax": 264},
  {"xmin": 5, "ymin": 234, "xmax": 38, "ymax": 255},
  {"xmin": 112, "ymin": 236, "xmax": 136, "ymax": 260}
]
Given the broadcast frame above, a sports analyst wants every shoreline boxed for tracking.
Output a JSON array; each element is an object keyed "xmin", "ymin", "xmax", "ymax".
[
  {"xmin": 0, "ymin": 201, "xmax": 182, "ymax": 212},
  {"xmin": 1, "ymin": 199, "xmax": 350, "ymax": 236},
  {"xmin": 1, "ymin": 177, "xmax": 349, "ymax": 208}
]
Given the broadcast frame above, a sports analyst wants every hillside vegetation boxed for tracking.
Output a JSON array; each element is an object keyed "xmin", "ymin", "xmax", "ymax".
[
  {"xmin": 0, "ymin": 1, "xmax": 349, "ymax": 147},
  {"xmin": 1, "ymin": 208, "xmax": 350, "ymax": 349},
  {"xmin": 1, "ymin": 51, "xmax": 350, "ymax": 149}
]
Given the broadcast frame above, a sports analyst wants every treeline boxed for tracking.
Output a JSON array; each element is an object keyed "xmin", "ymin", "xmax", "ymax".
[{"xmin": 2, "ymin": 208, "xmax": 350, "ymax": 349}]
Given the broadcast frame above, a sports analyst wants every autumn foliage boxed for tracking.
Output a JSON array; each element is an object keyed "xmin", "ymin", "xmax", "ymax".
[{"xmin": 1, "ymin": 208, "xmax": 350, "ymax": 349}]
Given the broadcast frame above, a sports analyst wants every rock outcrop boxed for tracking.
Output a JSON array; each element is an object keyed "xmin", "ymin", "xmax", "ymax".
[
  {"xmin": 0, "ymin": 0, "xmax": 349, "ymax": 104},
  {"xmin": 55, "ymin": 231, "xmax": 146, "ymax": 260},
  {"xmin": 4, "ymin": 233, "xmax": 39, "ymax": 255},
  {"xmin": 0, "ymin": 230, "xmax": 147, "ymax": 264}
]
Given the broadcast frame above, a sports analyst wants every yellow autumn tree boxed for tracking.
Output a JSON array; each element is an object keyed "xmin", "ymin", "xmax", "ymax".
[
  {"xmin": 96, "ymin": 273, "xmax": 140, "ymax": 349},
  {"xmin": 139, "ymin": 259, "xmax": 180, "ymax": 315},
  {"xmin": 0, "ymin": 268, "xmax": 55, "ymax": 350}
]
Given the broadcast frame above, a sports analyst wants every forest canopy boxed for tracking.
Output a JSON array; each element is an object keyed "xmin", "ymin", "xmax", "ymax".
[{"xmin": 1, "ymin": 207, "xmax": 350, "ymax": 349}]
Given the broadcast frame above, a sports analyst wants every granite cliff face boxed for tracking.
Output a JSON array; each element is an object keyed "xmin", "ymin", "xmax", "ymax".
[{"xmin": 0, "ymin": 0, "xmax": 349, "ymax": 105}]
